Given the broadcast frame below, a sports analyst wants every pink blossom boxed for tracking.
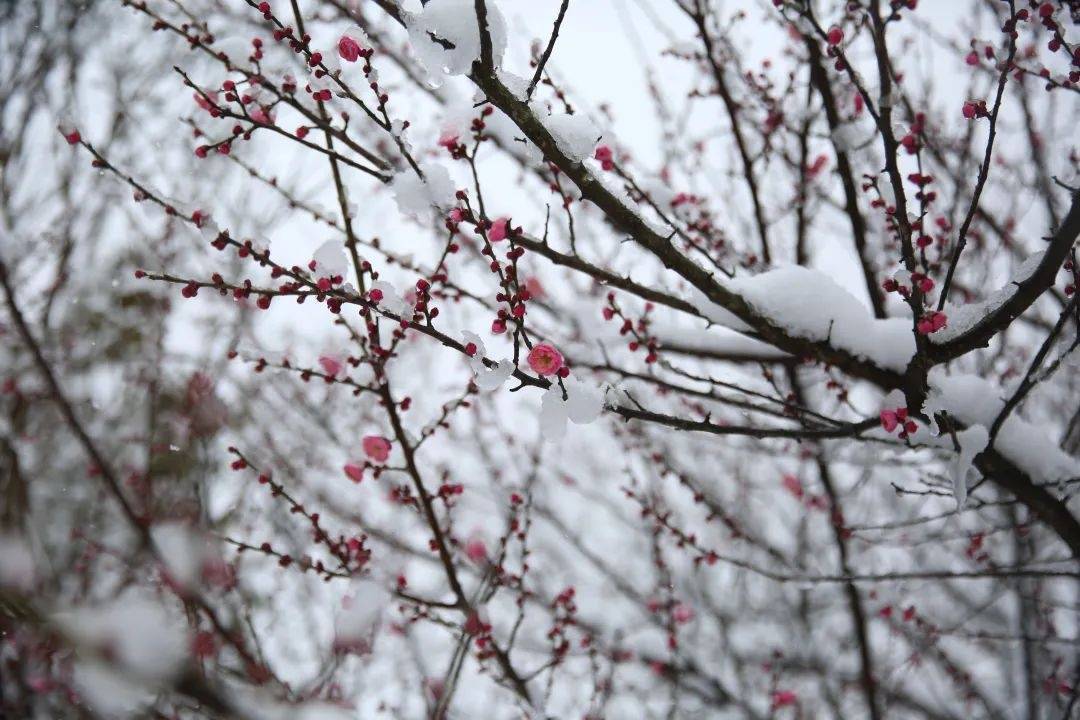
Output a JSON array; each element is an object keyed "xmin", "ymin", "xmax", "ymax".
[
  {"xmin": 343, "ymin": 464, "xmax": 364, "ymax": 483},
  {"xmin": 807, "ymin": 154, "xmax": 828, "ymax": 177},
  {"xmin": 194, "ymin": 91, "xmax": 218, "ymax": 112},
  {"xmin": 880, "ymin": 409, "xmax": 899, "ymax": 433},
  {"xmin": 438, "ymin": 130, "xmax": 459, "ymax": 150},
  {"xmin": 962, "ymin": 101, "xmax": 977, "ymax": 120},
  {"xmin": 917, "ymin": 311, "xmax": 948, "ymax": 335},
  {"xmin": 362, "ymin": 435, "xmax": 391, "ymax": 463},
  {"xmin": 489, "ymin": 217, "xmax": 510, "ymax": 242},
  {"xmin": 318, "ymin": 355, "xmax": 344, "ymax": 378},
  {"xmin": 781, "ymin": 474, "xmax": 803, "ymax": 500},
  {"xmin": 448, "ymin": 207, "xmax": 465, "ymax": 223},
  {"xmin": 965, "ymin": 50, "xmax": 979, "ymax": 65},
  {"xmin": 826, "ymin": 25, "xmax": 844, "ymax": 46},
  {"xmin": 671, "ymin": 602, "xmax": 694, "ymax": 624},
  {"xmin": 594, "ymin": 144, "xmax": 614, "ymax": 171},
  {"xmin": 463, "ymin": 610, "xmax": 486, "ymax": 636},
  {"xmin": 523, "ymin": 276, "xmax": 546, "ymax": 299},
  {"xmin": 249, "ymin": 106, "xmax": 274, "ymax": 125},
  {"xmin": 771, "ymin": 690, "xmax": 797, "ymax": 710},
  {"xmin": 192, "ymin": 631, "xmax": 217, "ymax": 659},
  {"xmin": 464, "ymin": 536, "xmax": 487, "ymax": 564},
  {"xmin": 527, "ymin": 343, "xmax": 564, "ymax": 376},
  {"xmin": 338, "ymin": 35, "xmax": 361, "ymax": 62}
]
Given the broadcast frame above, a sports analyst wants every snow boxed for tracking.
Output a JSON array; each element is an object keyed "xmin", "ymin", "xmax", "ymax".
[
  {"xmin": 72, "ymin": 661, "xmax": 154, "ymax": 719},
  {"xmin": 0, "ymin": 534, "xmax": 34, "ymax": 591},
  {"xmin": 694, "ymin": 266, "xmax": 916, "ymax": 372},
  {"xmin": 152, "ymin": 522, "xmax": 207, "ymax": 590},
  {"xmin": 544, "ymin": 113, "xmax": 601, "ymax": 163},
  {"xmin": 57, "ymin": 595, "xmax": 189, "ymax": 686},
  {"xmin": 406, "ymin": 0, "xmax": 507, "ymax": 85},
  {"xmin": 539, "ymin": 376, "xmax": 604, "ymax": 440},
  {"xmin": 461, "ymin": 330, "xmax": 514, "ymax": 391},
  {"xmin": 950, "ymin": 425, "xmax": 989, "ymax": 509},
  {"xmin": 654, "ymin": 325, "xmax": 789, "ymax": 360},
  {"xmin": 925, "ymin": 368, "xmax": 1080, "ymax": 484},
  {"xmin": 389, "ymin": 163, "xmax": 456, "ymax": 220},
  {"xmin": 313, "ymin": 239, "xmax": 348, "ymax": 278},
  {"xmin": 334, "ymin": 579, "xmax": 388, "ymax": 653},
  {"xmin": 370, "ymin": 280, "xmax": 408, "ymax": 316},
  {"xmin": 933, "ymin": 250, "xmax": 1046, "ymax": 343},
  {"xmin": 496, "ymin": 69, "xmax": 530, "ymax": 101},
  {"xmin": 150, "ymin": 522, "xmax": 227, "ymax": 593},
  {"xmin": 830, "ymin": 123, "xmax": 865, "ymax": 154}
]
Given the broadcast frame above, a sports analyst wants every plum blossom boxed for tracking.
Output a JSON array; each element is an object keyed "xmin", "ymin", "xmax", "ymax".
[
  {"xmin": 338, "ymin": 35, "xmax": 361, "ymax": 62},
  {"xmin": 488, "ymin": 217, "xmax": 510, "ymax": 242},
  {"xmin": 594, "ymin": 145, "xmax": 614, "ymax": 171},
  {"xmin": 527, "ymin": 343, "xmax": 564, "ymax": 376},
  {"xmin": 671, "ymin": 602, "xmax": 694, "ymax": 624},
  {"xmin": 771, "ymin": 690, "xmax": 798, "ymax": 710},
  {"xmin": 523, "ymin": 276, "xmax": 545, "ymax": 299},
  {"xmin": 59, "ymin": 124, "xmax": 81, "ymax": 145},
  {"xmin": 917, "ymin": 311, "xmax": 948, "ymax": 335},
  {"xmin": 193, "ymin": 91, "xmax": 218, "ymax": 113},
  {"xmin": 438, "ymin": 129, "xmax": 459, "ymax": 151},
  {"xmin": 343, "ymin": 464, "xmax": 364, "ymax": 483},
  {"xmin": 249, "ymin": 106, "xmax": 274, "ymax": 125},
  {"xmin": 880, "ymin": 409, "xmax": 899, "ymax": 433},
  {"xmin": 880, "ymin": 404, "xmax": 918, "ymax": 438},
  {"xmin": 318, "ymin": 354, "xmax": 345, "ymax": 378},
  {"xmin": 781, "ymin": 474, "xmax": 804, "ymax": 500},
  {"xmin": 464, "ymin": 534, "xmax": 487, "ymax": 564},
  {"xmin": 363, "ymin": 435, "xmax": 391, "ymax": 463}
]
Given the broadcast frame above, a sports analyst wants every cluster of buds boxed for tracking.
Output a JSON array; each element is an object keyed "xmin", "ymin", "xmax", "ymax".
[
  {"xmin": 880, "ymin": 406, "xmax": 918, "ymax": 438},
  {"xmin": 545, "ymin": 587, "xmax": 579, "ymax": 662},
  {"xmin": 603, "ymin": 294, "xmax": 659, "ymax": 364},
  {"xmin": 961, "ymin": 99, "xmax": 989, "ymax": 120},
  {"xmin": 882, "ymin": 268, "xmax": 948, "ymax": 334},
  {"xmin": 907, "ymin": 172, "xmax": 937, "ymax": 208},
  {"xmin": 964, "ymin": 42, "xmax": 996, "ymax": 66},
  {"xmin": 916, "ymin": 310, "xmax": 948, "ymax": 335},
  {"xmin": 898, "ymin": 112, "xmax": 926, "ymax": 155},
  {"xmin": 594, "ymin": 144, "xmax": 614, "ymax": 171}
]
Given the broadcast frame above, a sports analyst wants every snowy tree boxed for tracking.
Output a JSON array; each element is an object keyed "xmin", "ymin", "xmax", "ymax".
[{"xmin": 2, "ymin": 0, "xmax": 1079, "ymax": 718}]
